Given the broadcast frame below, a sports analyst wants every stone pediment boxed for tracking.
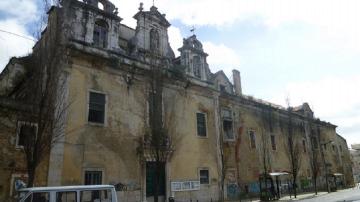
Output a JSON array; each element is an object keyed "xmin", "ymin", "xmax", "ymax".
[{"xmin": 133, "ymin": 6, "xmax": 170, "ymax": 28}]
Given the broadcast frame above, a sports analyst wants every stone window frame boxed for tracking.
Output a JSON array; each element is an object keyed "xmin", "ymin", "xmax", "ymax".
[
  {"xmin": 87, "ymin": 90, "xmax": 108, "ymax": 126},
  {"xmin": 93, "ymin": 19, "xmax": 109, "ymax": 48},
  {"xmin": 15, "ymin": 121, "xmax": 38, "ymax": 149},
  {"xmin": 196, "ymin": 112, "xmax": 208, "ymax": 138},
  {"xmin": 221, "ymin": 108, "xmax": 235, "ymax": 141},
  {"xmin": 83, "ymin": 168, "xmax": 105, "ymax": 185},
  {"xmin": 198, "ymin": 168, "xmax": 210, "ymax": 185}
]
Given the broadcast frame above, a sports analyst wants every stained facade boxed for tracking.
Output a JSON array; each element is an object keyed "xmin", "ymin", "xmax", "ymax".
[{"xmin": 0, "ymin": 0, "xmax": 354, "ymax": 201}]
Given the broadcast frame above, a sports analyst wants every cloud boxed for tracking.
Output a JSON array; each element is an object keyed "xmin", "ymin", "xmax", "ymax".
[
  {"xmin": 0, "ymin": 20, "xmax": 35, "ymax": 71},
  {"xmin": 167, "ymin": 26, "xmax": 183, "ymax": 57},
  {"xmin": 0, "ymin": 0, "xmax": 37, "ymax": 71},
  {"xmin": 270, "ymin": 75, "xmax": 360, "ymax": 145},
  {"xmin": 202, "ymin": 42, "xmax": 241, "ymax": 75}
]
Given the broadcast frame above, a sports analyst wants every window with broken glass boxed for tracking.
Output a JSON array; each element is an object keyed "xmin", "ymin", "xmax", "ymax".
[
  {"xmin": 222, "ymin": 109, "xmax": 234, "ymax": 141},
  {"xmin": 93, "ymin": 20, "xmax": 108, "ymax": 48},
  {"xmin": 16, "ymin": 122, "xmax": 37, "ymax": 148},
  {"xmin": 196, "ymin": 112, "xmax": 207, "ymax": 137},
  {"xmin": 88, "ymin": 91, "xmax": 106, "ymax": 124}
]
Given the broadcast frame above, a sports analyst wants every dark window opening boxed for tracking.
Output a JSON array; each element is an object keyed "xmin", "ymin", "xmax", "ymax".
[
  {"xmin": 271, "ymin": 135, "xmax": 276, "ymax": 150},
  {"xmin": 196, "ymin": 113, "xmax": 207, "ymax": 137},
  {"xmin": 150, "ymin": 29, "xmax": 160, "ymax": 51},
  {"xmin": 219, "ymin": 84, "xmax": 226, "ymax": 92},
  {"xmin": 17, "ymin": 123, "xmax": 37, "ymax": 147},
  {"xmin": 249, "ymin": 131, "xmax": 256, "ymax": 149},
  {"xmin": 84, "ymin": 171, "xmax": 102, "ymax": 185},
  {"xmin": 93, "ymin": 20, "xmax": 108, "ymax": 48},
  {"xmin": 223, "ymin": 120, "xmax": 234, "ymax": 140},
  {"xmin": 88, "ymin": 92, "xmax": 106, "ymax": 124},
  {"xmin": 303, "ymin": 139, "xmax": 307, "ymax": 153},
  {"xmin": 193, "ymin": 56, "xmax": 201, "ymax": 78},
  {"xmin": 56, "ymin": 191, "xmax": 76, "ymax": 202},
  {"xmin": 199, "ymin": 169, "xmax": 209, "ymax": 184}
]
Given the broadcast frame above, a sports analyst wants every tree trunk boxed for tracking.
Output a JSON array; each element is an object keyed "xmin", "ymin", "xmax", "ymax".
[
  {"xmin": 293, "ymin": 179, "xmax": 297, "ymax": 198},
  {"xmin": 27, "ymin": 164, "xmax": 37, "ymax": 187},
  {"xmin": 314, "ymin": 177, "xmax": 318, "ymax": 195}
]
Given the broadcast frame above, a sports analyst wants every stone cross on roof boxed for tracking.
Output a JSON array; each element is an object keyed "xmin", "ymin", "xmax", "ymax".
[{"xmin": 190, "ymin": 26, "xmax": 196, "ymax": 35}]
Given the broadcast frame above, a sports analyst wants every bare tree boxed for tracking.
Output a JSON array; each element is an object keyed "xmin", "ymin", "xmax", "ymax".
[
  {"xmin": 283, "ymin": 107, "xmax": 302, "ymax": 198},
  {"xmin": 8, "ymin": 0, "xmax": 71, "ymax": 187},
  {"xmin": 308, "ymin": 122, "xmax": 321, "ymax": 195},
  {"xmin": 259, "ymin": 105, "xmax": 274, "ymax": 175}
]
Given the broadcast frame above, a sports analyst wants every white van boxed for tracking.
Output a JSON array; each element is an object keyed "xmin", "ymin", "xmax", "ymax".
[{"xmin": 17, "ymin": 185, "xmax": 118, "ymax": 202}]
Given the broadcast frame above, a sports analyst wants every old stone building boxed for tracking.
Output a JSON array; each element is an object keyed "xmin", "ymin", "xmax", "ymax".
[{"xmin": 0, "ymin": 0, "xmax": 354, "ymax": 201}]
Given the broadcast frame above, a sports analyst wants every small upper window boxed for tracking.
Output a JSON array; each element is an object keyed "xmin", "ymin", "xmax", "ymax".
[
  {"xmin": 249, "ymin": 130, "xmax": 256, "ymax": 149},
  {"xmin": 196, "ymin": 112, "xmax": 207, "ymax": 137},
  {"xmin": 219, "ymin": 84, "xmax": 226, "ymax": 93},
  {"xmin": 302, "ymin": 139, "xmax": 307, "ymax": 153},
  {"xmin": 193, "ymin": 56, "xmax": 201, "ymax": 78},
  {"xmin": 93, "ymin": 20, "xmax": 108, "ymax": 48},
  {"xmin": 311, "ymin": 137, "xmax": 318, "ymax": 149},
  {"xmin": 150, "ymin": 29, "xmax": 160, "ymax": 51},
  {"xmin": 222, "ymin": 109, "xmax": 234, "ymax": 141},
  {"xmin": 16, "ymin": 122, "xmax": 37, "ymax": 148},
  {"xmin": 88, "ymin": 91, "xmax": 106, "ymax": 124}
]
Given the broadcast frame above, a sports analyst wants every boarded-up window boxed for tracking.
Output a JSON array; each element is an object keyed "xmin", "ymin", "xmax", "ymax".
[
  {"xmin": 84, "ymin": 171, "xmax": 102, "ymax": 185},
  {"xmin": 199, "ymin": 169, "xmax": 209, "ymax": 184},
  {"xmin": 196, "ymin": 113, "xmax": 207, "ymax": 137},
  {"xmin": 271, "ymin": 135, "xmax": 276, "ymax": 150},
  {"xmin": 88, "ymin": 92, "xmax": 106, "ymax": 124},
  {"xmin": 249, "ymin": 130, "xmax": 256, "ymax": 149}
]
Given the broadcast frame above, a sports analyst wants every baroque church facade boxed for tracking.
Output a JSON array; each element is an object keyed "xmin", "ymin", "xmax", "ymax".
[{"xmin": 0, "ymin": 0, "xmax": 354, "ymax": 201}]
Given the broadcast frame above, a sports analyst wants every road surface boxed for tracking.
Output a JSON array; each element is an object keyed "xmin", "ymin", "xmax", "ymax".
[{"xmin": 299, "ymin": 188, "xmax": 360, "ymax": 202}]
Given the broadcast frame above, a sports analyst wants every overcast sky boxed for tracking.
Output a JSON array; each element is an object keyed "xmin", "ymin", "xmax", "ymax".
[{"xmin": 1, "ymin": 0, "xmax": 359, "ymax": 146}]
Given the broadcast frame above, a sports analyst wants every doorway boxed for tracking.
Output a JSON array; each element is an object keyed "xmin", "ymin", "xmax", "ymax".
[{"xmin": 146, "ymin": 162, "xmax": 166, "ymax": 202}]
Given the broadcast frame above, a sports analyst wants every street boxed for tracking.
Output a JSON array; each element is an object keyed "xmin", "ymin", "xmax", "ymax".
[{"xmin": 299, "ymin": 188, "xmax": 360, "ymax": 202}]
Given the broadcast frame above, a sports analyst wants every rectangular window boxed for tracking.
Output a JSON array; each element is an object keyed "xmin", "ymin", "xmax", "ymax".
[
  {"xmin": 16, "ymin": 122, "xmax": 37, "ymax": 148},
  {"xmin": 249, "ymin": 130, "xmax": 256, "ymax": 149},
  {"xmin": 303, "ymin": 139, "xmax": 307, "ymax": 153},
  {"xmin": 219, "ymin": 84, "xmax": 226, "ymax": 92},
  {"xmin": 56, "ymin": 191, "xmax": 76, "ymax": 202},
  {"xmin": 270, "ymin": 135, "xmax": 276, "ymax": 150},
  {"xmin": 199, "ymin": 169, "xmax": 209, "ymax": 184},
  {"xmin": 196, "ymin": 112, "xmax": 207, "ymax": 137},
  {"xmin": 222, "ymin": 109, "xmax": 234, "ymax": 140},
  {"xmin": 88, "ymin": 91, "xmax": 106, "ymax": 124},
  {"xmin": 84, "ymin": 171, "xmax": 102, "ymax": 185},
  {"xmin": 81, "ymin": 189, "xmax": 111, "ymax": 202}
]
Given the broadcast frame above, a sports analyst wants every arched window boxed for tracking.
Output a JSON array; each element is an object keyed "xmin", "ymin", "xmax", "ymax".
[
  {"xmin": 93, "ymin": 20, "xmax": 108, "ymax": 48},
  {"xmin": 150, "ymin": 29, "xmax": 160, "ymax": 51},
  {"xmin": 193, "ymin": 56, "xmax": 201, "ymax": 78}
]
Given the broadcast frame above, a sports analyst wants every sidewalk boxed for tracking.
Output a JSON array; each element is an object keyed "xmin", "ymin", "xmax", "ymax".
[{"xmin": 276, "ymin": 191, "xmax": 327, "ymax": 201}]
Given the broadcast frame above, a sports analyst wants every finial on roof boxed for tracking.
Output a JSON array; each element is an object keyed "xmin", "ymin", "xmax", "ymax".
[
  {"xmin": 139, "ymin": 2, "xmax": 143, "ymax": 11},
  {"xmin": 153, "ymin": 0, "xmax": 155, "ymax": 6}
]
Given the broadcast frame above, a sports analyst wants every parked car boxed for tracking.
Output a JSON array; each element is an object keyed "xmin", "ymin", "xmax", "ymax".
[{"xmin": 17, "ymin": 185, "xmax": 118, "ymax": 202}]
